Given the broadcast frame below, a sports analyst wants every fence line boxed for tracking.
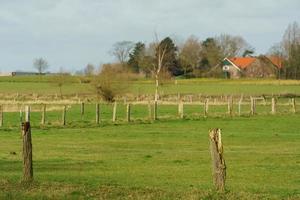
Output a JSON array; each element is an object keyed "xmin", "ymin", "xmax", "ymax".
[{"xmin": 0, "ymin": 97, "xmax": 298, "ymax": 127}]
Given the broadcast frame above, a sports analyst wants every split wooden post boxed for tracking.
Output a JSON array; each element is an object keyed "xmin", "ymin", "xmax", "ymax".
[
  {"xmin": 41, "ymin": 104, "xmax": 46, "ymax": 125},
  {"xmin": 204, "ymin": 99, "xmax": 209, "ymax": 117},
  {"xmin": 271, "ymin": 97, "xmax": 276, "ymax": 115},
  {"xmin": 153, "ymin": 101, "xmax": 158, "ymax": 120},
  {"xmin": 62, "ymin": 105, "xmax": 66, "ymax": 126},
  {"xmin": 178, "ymin": 100, "xmax": 184, "ymax": 119},
  {"xmin": 80, "ymin": 102, "xmax": 85, "ymax": 119},
  {"xmin": 126, "ymin": 103, "xmax": 131, "ymax": 122},
  {"xmin": 291, "ymin": 98, "xmax": 296, "ymax": 113},
  {"xmin": 112, "ymin": 101, "xmax": 117, "ymax": 122},
  {"xmin": 227, "ymin": 96, "xmax": 233, "ymax": 116},
  {"xmin": 22, "ymin": 105, "xmax": 33, "ymax": 182},
  {"xmin": 96, "ymin": 103, "xmax": 100, "ymax": 124},
  {"xmin": 209, "ymin": 128, "xmax": 226, "ymax": 192},
  {"xmin": 0, "ymin": 105, "xmax": 3, "ymax": 127}
]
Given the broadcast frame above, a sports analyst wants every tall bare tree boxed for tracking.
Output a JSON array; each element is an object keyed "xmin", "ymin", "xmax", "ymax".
[
  {"xmin": 216, "ymin": 34, "xmax": 254, "ymax": 58},
  {"xmin": 282, "ymin": 22, "xmax": 300, "ymax": 79},
  {"xmin": 33, "ymin": 58, "xmax": 49, "ymax": 74}
]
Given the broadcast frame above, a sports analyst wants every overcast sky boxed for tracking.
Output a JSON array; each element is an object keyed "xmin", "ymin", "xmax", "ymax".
[{"xmin": 0, "ymin": 0, "xmax": 299, "ymax": 72}]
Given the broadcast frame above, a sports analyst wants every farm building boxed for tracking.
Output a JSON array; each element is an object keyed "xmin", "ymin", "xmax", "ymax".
[{"xmin": 222, "ymin": 56, "xmax": 283, "ymax": 79}]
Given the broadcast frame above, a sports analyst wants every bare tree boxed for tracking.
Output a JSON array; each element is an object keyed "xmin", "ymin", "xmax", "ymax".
[
  {"xmin": 111, "ymin": 41, "xmax": 134, "ymax": 66},
  {"xmin": 216, "ymin": 34, "xmax": 254, "ymax": 58},
  {"xmin": 152, "ymin": 35, "xmax": 169, "ymax": 102},
  {"xmin": 179, "ymin": 35, "xmax": 202, "ymax": 77},
  {"xmin": 84, "ymin": 63, "xmax": 95, "ymax": 76},
  {"xmin": 33, "ymin": 58, "xmax": 49, "ymax": 74},
  {"xmin": 282, "ymin": 22, "xmax": 300, "ymax": 79}
]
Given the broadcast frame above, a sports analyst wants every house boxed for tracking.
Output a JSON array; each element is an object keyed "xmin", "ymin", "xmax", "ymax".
[{"xmin": 222, "ymin": 56, "xmax": 283, "ymax": 79}]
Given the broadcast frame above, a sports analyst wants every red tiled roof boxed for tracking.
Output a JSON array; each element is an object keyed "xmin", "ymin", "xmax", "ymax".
[
  {"xmin": 267, "ymin": 56, "xmax": 284, "ymax": 69},
  {"xmin": 229, "ymin": 57, "xmax": 256, "ymax": 69}
]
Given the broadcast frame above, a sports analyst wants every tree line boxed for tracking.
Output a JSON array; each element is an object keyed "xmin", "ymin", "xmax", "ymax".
[
  {"xmin": 268, "ymin": 22, "xmax": 300, "ymax": 79},
  {"xmin": 110, "ymin": 34, "xmax": 254, "ymax": 79}
]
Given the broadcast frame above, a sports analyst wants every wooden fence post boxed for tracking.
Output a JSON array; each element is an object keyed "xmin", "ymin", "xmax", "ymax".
[
  {"xmin": 41, "ymin": 104, "xmax": 46, "ymax": 125},
  {"xmin": 238, "ymin": 99, "xmax": 242, "ymax": 116},
  {"xmin": 271, "ymin": 98, "xmax": 276, "ymax": 115},
  {"xmin": 96, "ymin": 103, "xmax": 100, "ymax": 124},
  {"xmin": 250, "ymin": 97, "xmax": 256, "ymax": 115},
  {"xmin": 227, "ymin": 96, "xmax": 233, "ymax": 116},
  {"xmin": 112, "ymin": 102, "xmax": 117, "ymax": 122},
  {"xmin": 62, "ymin": 105, "xmax": 66, "ymax": 126},
  {"xmin": 209, "ymin": 128, "xmax": 226, "ymax": 192},
  {"xmin": 153, "ymin": 101, "xmax": 158, "ymax": 120},
  {"xmin": 0, "ymin": 105, "xmax": 3, "ymax": 127},
  {"xmin": 22, "ymin": 106, "xmax": 33, "ymax": 182},
  {"xmin": 178, "ymin": 100, "xmax": 184, "ymax": 119},
  {"xmin": 20, "ymin": 109, "xmax": 23, "ymax": 124},
  {"xmin": 291, "ymin": 98, "xmax": 296, "ymax": 113},
  {"xmin": 80, "ymin": 102, "xmax": 85, "ymax": 119},
  {"xmin": 126, "ymin": 103, "xmax": 131, "ymax": 122},
  {"xmin": 204, "ymin": 99, "xmax": 209, "ymax": 117},
  {"xmin": 148, "ymin": 101, "xmax": 152, "ymax": 120}
]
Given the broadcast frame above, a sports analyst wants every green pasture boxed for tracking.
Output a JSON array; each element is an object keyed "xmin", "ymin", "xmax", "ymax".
[
  {"xmin": 0, "ymin": 107, "xmax": 300, "ymax": 199},
  {"xmin": 0, "ymin": 76, "xmax": 300, "ymax": 96}
]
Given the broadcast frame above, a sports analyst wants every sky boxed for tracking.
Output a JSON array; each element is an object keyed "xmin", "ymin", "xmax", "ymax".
[{"xmin": 0, "ymin": 0, "xmax": 299, "ymax": 73}]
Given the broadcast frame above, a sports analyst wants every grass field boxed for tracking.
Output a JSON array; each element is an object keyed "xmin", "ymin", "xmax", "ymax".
[
  {"xmin": 0, "ymin": 113, "xmax": 300, "ymax": 199},
  {"xmin": 0, "ymin": 76, "xmax": 300, "ymax": 96},
  {"xmin": 0, "ymin": 77, "xmax": 299, "ymax": 199}
]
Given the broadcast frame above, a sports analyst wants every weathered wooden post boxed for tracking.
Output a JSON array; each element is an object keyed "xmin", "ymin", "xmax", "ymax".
[
  {"xmin": 153, "ymin": 101, "xmax": 158, "ymax": 120},
  {"xmin": 178, "ymin": 100, "xmax": 184, "ymax": 119},
  {"xmin": 112, "ymin": 101, "xmax": 117, "ymax": 122},
  {"xmin": 62, "ymin": 105, "xmax": 66, "ymax": 126},
  {"xmin": 80, "ymin": 102, "xmax": 85, "ymax": 119},
  {"xmin": 148, "ymin": 100, "xmax": 152, "ymax": 120},
  {"xmin": 209, "ymin": 128, "xmax": 226, "ymax": 192},
  {"xmin": 250, "ymin": 97, "xmax": 256, "ymax": 115},
  {"xmin": 126, "ymin": 103, "xmax": 131, "ymax": 122},
  {"xmin": 238, "ymin": 99, "xmax": 242, "ymax": 116},
  {"xmin": 96, "ymin": 103, "xmax": 100, "ymax": 124},
  {"xmin": 41, "ymin": 104, "xmax": 46, "ymax": 125},
  {"xmin": 22, "ymin": 106, "xmax": 33, "ymax": 182},
  {"xmin": 227, "ymin": 96, "xmax": 233, "ymax": 116},
  {"xmin": 271, "ymin": 97, "xmax": 276, "ymax": 115},
  {"xmin": 291, "ymin": 98, "xmax": 296, "ymax": 113},
  {"xmin": 204, "ymin": 99, "xmax": 209, "ymax": 117},
  {"xmin": 20, "ymin": 109, "xmax": 23, "ymax": 124},
  {"xmin": 0, "ymin": 105, "xmax": 3, "ymax": 127}
]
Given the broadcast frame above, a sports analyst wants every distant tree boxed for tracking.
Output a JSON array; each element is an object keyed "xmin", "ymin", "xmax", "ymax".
[
  {"xmin": 216, "ymin": 34, "xmax": 254, "ymax": 58},
  {"xmin": 127, "ymin": 42, "xmax": 146, "ymax": 73},
  {"xmin": 242, "ymin": 49, "xmax": 255, "ymax": 57},
  {"xmin": 33, "ymin": 58, "xmax": 49, "ymax": 74},
  {"xmin": 51, "ymin": 67, "xmax": 71, "ymax": 98},
  {"xmin": 178, "ymin": 35, "xmax": 202, "ymax": 77},
  {"xmin": 84, "ymin": 64, "xmax": 95, "ymax": 76},
  {"xmin": 200, "ymin": 38, "xmax": 222, "ymax": 71},
  {"xmin": 282, "ymin": 21, "xmax": 300, "ymax": 79},
  {"xmin": 91, "ymin": 63, "xmax": 128, "ymax": 102},
  {"xmin": 158, "ymin": 37, "xmax": 182, "ymax": 76},
  {"xmin": 111, "ymin": 41, "xmax": 135, "ymax": 67}
]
